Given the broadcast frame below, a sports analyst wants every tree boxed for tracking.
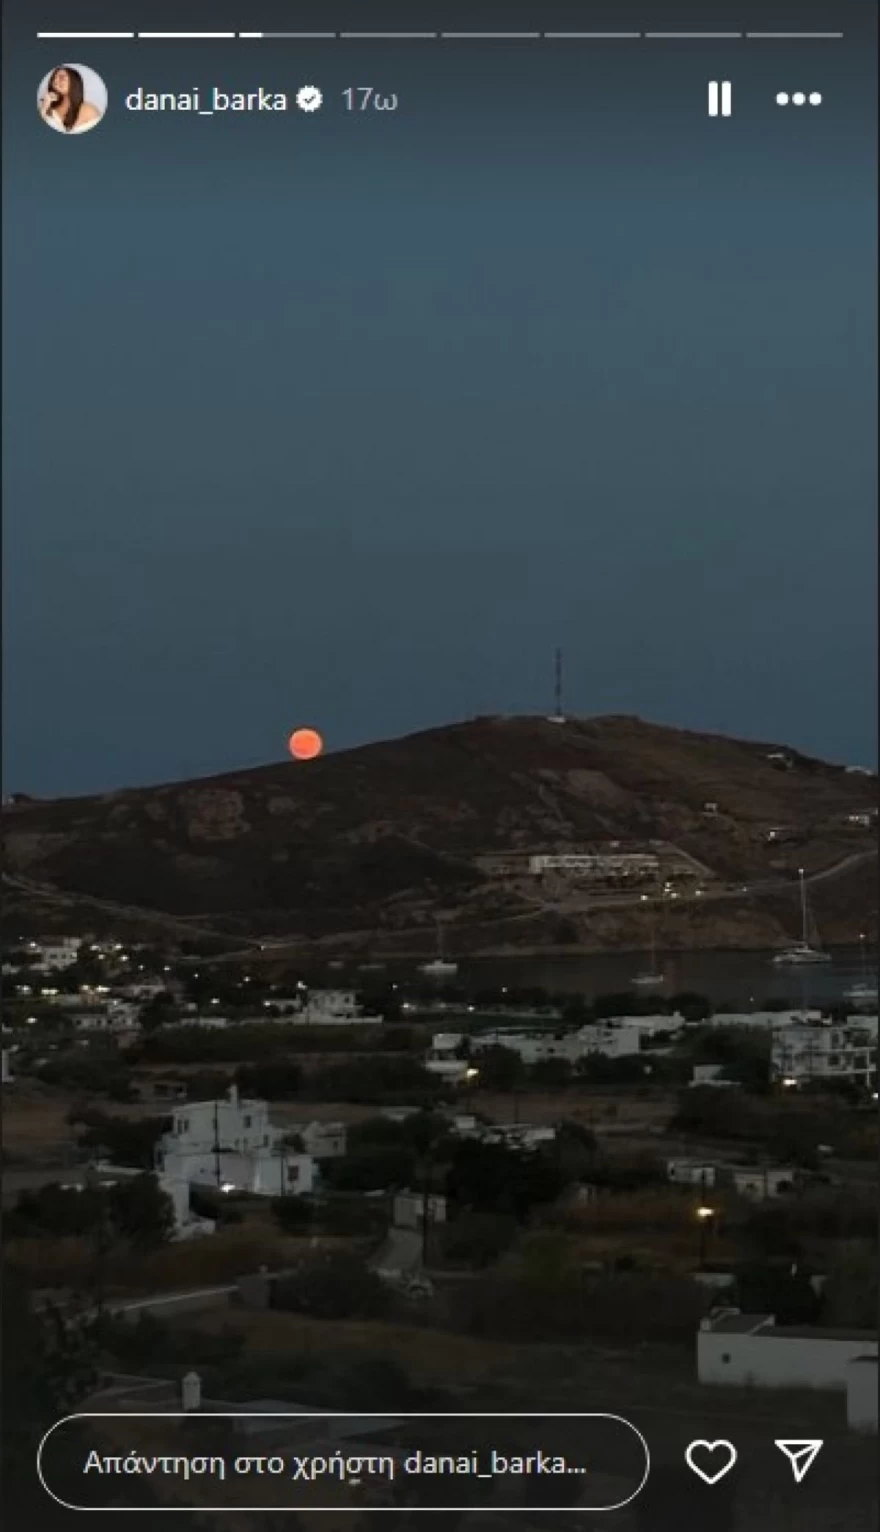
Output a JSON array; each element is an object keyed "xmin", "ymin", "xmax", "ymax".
[
  {"xmin": 324, "ymin": 1146, "xmax": 416, "ymax": 1193},
  {"xmin": 138, "ymin": 993, "xmax": 181, "ymax": 1033},
  {"xmin": 737, "ymin": 1262, "xmax": 822, "ymax": 1324},
  {"xmin": 822, "ymin": 1241, "xmax": 879, "ymax": 1328},
  {"xmin": 72, "ymin": 1111, "xmax": 168, "ymax": 1169},
  {"xmin": 575, "ymin": 1053, "xmax": 647, "ymax": 1086},
  {"xmin": 308, "ymin": 1055, "xmax": 444, "ymax": 1105},
  {"xmin": 2, "ymin": 1270, "xmax": 97, "ymax": 1501},
  {"xmin": 471, "ymin": 1045, "xmax": 526, "ymax": 1092},
  {"xmin": 440, "ymin": 1211, "xmax": 518, "ymax": 1269},
  {"xmin": 529, "ymin": 1057, "xmax": 573, "ymax": 1088},
  {"xmin": 552, "ymin": 1119, "xmax": 598, "ymax": 1181},
  {"xmin": 445, "ymin": 1140, "xmax": 567, "ymax": 1220},
  {"xmin": 7, "ymin": 1175, "xmax": 174, "ymax": 1249},
  {"xmin": 108, "ymin": 1174, "xmax": 175, "ymax": 1248}
]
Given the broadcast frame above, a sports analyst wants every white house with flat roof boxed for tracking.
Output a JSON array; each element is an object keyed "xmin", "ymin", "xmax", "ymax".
[
  {"xmin": 728, "ymin": 1164, "xmax": 799, "ymax": 1200},
  {"xmin": 292, "ymin": 1120, "xmax": 347, "ymax": 1159},
  {"xmin": 465, "ymin": 1022, "xmax": 644, "ymax": 1065},
  {"xmin": 154, "ymin": 1086, "xmax": 316, "ymax": 1197},
  {"xmin": 300, "ymin": 989, "xmax": 372, "ymax": 1024},
  {"xmin": 847, "ymin": 1357, "xmax": 878, "ymax": 1433},
  {"xmin": 698, "ymin": 1310, "xmax": 878, "ymax": 1402},
  {"xmin": 19, "ymin": 937, "xmax": 81, "ymax": 974},
  {"xmin": 425, "ymin": 1033, "xmax": 473, "ymax": 1084},
  {"xmin": 772, "ymin": 1022, "xmax": 877, "ymax": 1088},
  {"xmin": 667, "ymin": 1158, "xmax": 717, "ymax": 1188}
]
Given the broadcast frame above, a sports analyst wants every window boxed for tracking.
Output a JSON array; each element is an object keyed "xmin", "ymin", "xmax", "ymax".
[{"xmin": 243, "ymin": 1115, "xmax": 252, "ymax": 1128}]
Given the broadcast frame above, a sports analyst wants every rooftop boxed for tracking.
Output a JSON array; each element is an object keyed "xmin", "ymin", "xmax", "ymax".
[
  {"xmin": 705, "ymin": 1313, "xmax": 878, "ymax": 1342},
  {"xmin": 706, "ymin": 1313, "xmax": 772, "ymax": 1335}
]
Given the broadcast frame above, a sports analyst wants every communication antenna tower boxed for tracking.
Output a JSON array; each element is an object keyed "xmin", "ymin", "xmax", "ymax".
[{"xmin": 549, "ymin": 648, "xmax": 566, "ymax": 724}]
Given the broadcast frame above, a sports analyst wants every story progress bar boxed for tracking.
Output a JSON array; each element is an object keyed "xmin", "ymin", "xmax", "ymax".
[{"xmin": 37, "ymin": 30, "xmax": 846, "ymax": 42}]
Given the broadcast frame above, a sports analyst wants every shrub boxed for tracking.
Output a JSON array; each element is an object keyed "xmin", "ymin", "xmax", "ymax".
[
  {"xmin": 306, "ymin": 1056, "xmax": 444, "ymax": 1105},
  {"xmin": 271, "ymin": 1196, "xmax": 315, "ymax": 1234},
  {"xmin": 6, "ymin": 1174, "xmax": 174, "ymax": 1249},
  {"xmin": 71, "ymin": 1110, "xmax": 168, "ymax": 1169},
  {"xmin": 273, "ymin": 1252, "xmax": 391, "ymax": 1321},
  {"xmin": 456, "ymin": 1269, "xmax": 707, "ymax": 1344},
  {"xmin": 440, "ymin": 1212, "xmax": 518, "ymax": 1269}
]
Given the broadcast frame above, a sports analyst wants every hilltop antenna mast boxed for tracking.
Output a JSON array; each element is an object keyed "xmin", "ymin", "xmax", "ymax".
[{"xmin": 549, "ymin": 647, "xmax": 566, "ymax": 724}]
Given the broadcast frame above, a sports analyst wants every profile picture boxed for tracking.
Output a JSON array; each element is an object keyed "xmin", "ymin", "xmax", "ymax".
[{"xmin": 38, "ymin": 64, "xmax": 107, "ymax": 135}]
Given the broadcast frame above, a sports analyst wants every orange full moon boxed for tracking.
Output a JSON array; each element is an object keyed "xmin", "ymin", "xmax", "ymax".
[{"xmin": 288, "ymin": 727, "xmax": 324, "ymax": 761}]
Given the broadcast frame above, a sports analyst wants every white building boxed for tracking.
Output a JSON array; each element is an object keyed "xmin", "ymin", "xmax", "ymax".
[
  {"xmin": 574, "ymin": 1022, "xmax": 643, "ymax": 1059},
  {"xmin": 293, "ymin": 1121, "xmax": 347, "ymax": 1159},
  {"xmin": 74, "ymin": 1001, "xmax": 141, "ymax": 1033},
  {"xmin": 729, "ymin": 1165, "xmax": 799, "ymax": 1200},
  {"xmin": 667, "ymin": 1159, "xmax": 717, "ymax": 1188},
  {"xmin": 63, "ymin": 1163, "xmax": 216, "ymax": 1242},
  {"xmin": 425, "ymin": 1033, "xmax": 473, "ymax": 1084},
  {"xmin": 300, "ymin": 989, "xmax": 372, "ymax": 1024},
  {"xmin": 847, "ymin": 1357, "xmax": 878, "ymax": 1433},
  {"xmin": 772, "ymin": 1022, "xmax": 877, "ymax": 1088},
  {"xmin": 393, "ymin": 1191, "xmax": 447, "ymax": 1229},
  {"xmin": 467, "ymin": 1022, "xmax": 644, "ymax": 1065},
  {"xmin": 425, "ymin": 1022, "xmax": 650, "ymax": 1079},
  {"xmin": 20, "ymin": 937, "xmax": 81, "ymax": 974},
  {"xmin": 529, "ymin": 853, "xmax": 659, "ymax": 880},
  {"xmin": 154, "ymin": 1086, "xmax": 316, "ymax": 1197},
  {"xmin": 698, "ymin": 1311, "xmax": 878, "ymax": 1410},
  {"xmin": 690, "ymin": 1064, "xmax": 736, "ymax": 1088},
  {"xmin": 120, "ymin": 980, "xmax": 169, "ymax": 1000},
  {"xmin": 709, "ymin": 1009, "xmax": 825, "ymax": 1031},
  {"xmin": 159, "ymin": 1174, "xmax": 218, "ymax": 1241},
  {"xmin": 482, "ymin": 1123, "xmax": 557, "ymax": 1151}
]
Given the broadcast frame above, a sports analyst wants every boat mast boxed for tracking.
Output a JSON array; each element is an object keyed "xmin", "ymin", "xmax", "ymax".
[{"xmin": 799, "ymin": 868, "xmax": 808, "ymax": 947}]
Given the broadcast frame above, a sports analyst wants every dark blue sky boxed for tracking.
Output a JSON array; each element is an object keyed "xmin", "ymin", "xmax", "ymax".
[{"xmin": 3, "ymin": 1, "xmax": 877, "ymax": 794}]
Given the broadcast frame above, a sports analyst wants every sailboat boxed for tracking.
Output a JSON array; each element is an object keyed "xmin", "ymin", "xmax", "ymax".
[
  {"xmin": 772, "ymin": 869, "xmax": 831, "ymax": 966},
  {"xmin": 844, "ymin": 933, "xmax": 878, "ymax": 1007},
  {"xmin": 632, "ymin": 902, "xmax": 664, "ymax": 988},
  {"xmin": 419, "ymin": 919, "xmax": 458, "ymax": 978}
]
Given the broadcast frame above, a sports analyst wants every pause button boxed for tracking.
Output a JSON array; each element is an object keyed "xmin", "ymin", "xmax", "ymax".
[{"xmin": 708, "ymin": 80, "xmax": 732, "ymax": 117}]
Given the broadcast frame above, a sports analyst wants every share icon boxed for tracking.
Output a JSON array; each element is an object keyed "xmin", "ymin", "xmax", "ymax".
[{"xmin": 774, "ymin": 1440, "xmax": 823, "ymax": 1483}]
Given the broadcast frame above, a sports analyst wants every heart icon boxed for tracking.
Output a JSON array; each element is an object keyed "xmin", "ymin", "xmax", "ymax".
[{"xmin": 685, "ymin": 1439, "xmax": 738, "ymax": 1485}]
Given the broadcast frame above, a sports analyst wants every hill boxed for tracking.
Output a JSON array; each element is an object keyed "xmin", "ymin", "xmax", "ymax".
[{"xmin": 2, "ymin": 715, "xmax": 877, "ymax": 956}]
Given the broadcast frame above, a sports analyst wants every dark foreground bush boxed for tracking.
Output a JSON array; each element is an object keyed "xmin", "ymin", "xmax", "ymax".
[{"xmin": 453, "ymin": 1269, "xmax": 707, "ymax": 1344}]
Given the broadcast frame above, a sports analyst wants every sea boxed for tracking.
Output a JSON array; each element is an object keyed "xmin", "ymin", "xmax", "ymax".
[{"xmin": 439, "ymin": 946, "xmax": 876, "ymax": 1010}]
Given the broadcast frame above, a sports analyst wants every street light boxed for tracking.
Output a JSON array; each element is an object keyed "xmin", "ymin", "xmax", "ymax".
[{"xmin": 695, "ymin": 1204, "xmax": 717, "ymax": 1268}]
